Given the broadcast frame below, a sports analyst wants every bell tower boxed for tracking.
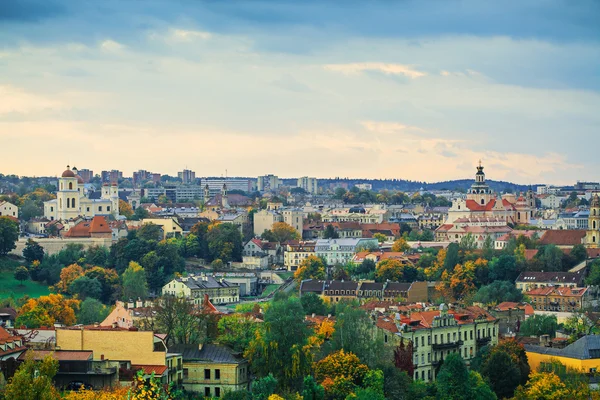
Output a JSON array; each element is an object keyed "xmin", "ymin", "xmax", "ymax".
[{"xmin": 586, "ymin": 194, "xmax": 600, "ymax": 248}]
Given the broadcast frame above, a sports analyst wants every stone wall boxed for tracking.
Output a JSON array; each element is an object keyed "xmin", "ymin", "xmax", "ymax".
[{"xmin": 11, "ymin": 237, "xmax": 112, "ymax": 257}]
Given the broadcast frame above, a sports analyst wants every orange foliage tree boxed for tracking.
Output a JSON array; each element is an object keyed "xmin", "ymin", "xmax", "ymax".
[
  {"xmin": 314, "ymin": 349, "xmax": 369, "ymax": 388},
  {"xmin": 16, "ymin": 294, "xmax": 80, "ymax": 327},
  {"xmin": 52, "ymin": 263, "xmax": 84, "ymax": 294},
  {"xmin": 435, "ymin": 258, "xmax": 488, "ymax": 300},
  {"xmin": 294, "ymin": 255, "xmax": 326, "ymax": 282}
]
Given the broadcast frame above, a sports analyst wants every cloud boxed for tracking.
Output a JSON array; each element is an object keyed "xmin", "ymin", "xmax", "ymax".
[
  {"xmin": 0, "ymin": 85, "xmax": 64, "ymax": 114},
  {"xmin": 324, "ymin": 63, "xmax": 426, "ymax": 79},
  {"xmin": 361, "ymin": 121, "xmax": 427, "ymax": 136},
  {"xmin": 100, "ymin": 39, "xmax": 125, "ymax": 53},
  {"xmin": 170, "ymin": 29, "xmax": 212, "ymax": 42}
]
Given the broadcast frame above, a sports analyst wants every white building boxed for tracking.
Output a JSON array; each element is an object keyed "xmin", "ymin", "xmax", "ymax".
[
  {"xmin": 315, "ymin": 238, "xmax": 379, "ymax": 266},
  {"xmin": 253, "ymin": 208, "xmax": 303, "ymax": 237},
  {"xmin": 354, "ymin": 183, "xmax": 372, "ymax": 191},
  {"xmin": 0, "ymin": 201, "xmax": 18, "ymax": 219},
  {"xmin": 297, "ymin": 177, "xmax": 318, "ymax": 195},
  {"xmin": 257, "ymin": 175, "xmax": 280, "ymax": 192},
  {"xmin": 44, "ymin": 166, "xmax": 119, "ymax": 221},
  {"xmin": 162, "ymin": 274, "xmax": 240, "ymax": 305}
]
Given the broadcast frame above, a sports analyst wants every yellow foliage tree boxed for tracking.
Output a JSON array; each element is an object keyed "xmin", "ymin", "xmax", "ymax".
[
  {"xmin": 375, "ymin": 259, "xmax": 409, "ymax": 282},
  {"xmin": 294, "ymin": 255, "xmax": 326, "ymax": 282},
  {"xmin": 314, "ymin": 349, "xmax": 369, "ymax": 385},
  {"xmin": 16, "ymin": 294, "xmax": 80, "ymax": 327},
  {"xmin": 391, "ymin": 238, "xmax": 410, "ymax": 252},
  {"xmin": 514, "ymin": 372, "xmax": 568, "ymax": 400},
  {"xmin": 271, "ymin": 221, "xmax": 301, "ymax": 242},
  {"xmin": 53, "ymin": 263, "xmax": 84, "ymax": 294},
  {"xmin": 119, "ymin": 199, "xmax": 134, "ymax": 219}
]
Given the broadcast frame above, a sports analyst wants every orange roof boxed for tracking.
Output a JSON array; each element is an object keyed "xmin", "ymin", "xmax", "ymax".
[
  {"xmin": 18, "ymin": 350, "xmax": 92, "ymax": 361},
  {"xmin": 539, "ymin": 230, "xmax": 586, "ymax": 246},
  {"xmin": 133, "ymin": 365, "xmax": 168, "ymax": 376},
  {"xmin": 89, "ymin": 216, "xmax": 112, "ymax": 234},
  {"xmin": 376, "ymin": 316, "xmax": 399, "ymax": 333}
]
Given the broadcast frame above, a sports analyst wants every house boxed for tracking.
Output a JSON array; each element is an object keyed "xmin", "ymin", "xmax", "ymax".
[
  {"xmin": 0, "ymin": 326, "xmax": 27, "ymax": 361},
  {"xmin": 168, "ymin": 344, "xmax": 250, "ymax": 397},
  {"xmin": 0, "ymin": 201, "xmax": 19, "ymax": 219},
  {"xmin": 351, "ymin": 251, "xmax": 412, "ymax": 266},
  {"xmin": 55, "ymin": 325, "xmax": 182, "ymax": 386},
  {"xmin": 525, "ymin": 335, "xmax": 600, "ymax": 374},
  {"xmin": 27, "ymin": 217, "xmax": 50, "ymax": 234},
  {"xmin": 17, "ymin": 350, "xmax": 119, "ymax": 390},
  {"xmin": 315, "ymin": 238, "xmax": 379, "ymax": 266},
  {"xmin": 162, "ymin": 274, "xmax": 240, "ymax": 305},
  {"xmin": 322, "ymin": 222, "xmax": 363, "ymax": 238},
  {"xmin": 63, "ymin": 216, "xmax": 113, "ymax": 239},
  {"xmin": 300, "ymin": 279, "xmax": 428, "ymax": 303},
  {"xmin": 0, "ymin": 308, "xmax": 17, "ymax": 328},
  {"xmin": 243, "ymin": 239, "xmax": 281, "ymax": 265},
  {"xmin": 216, "ymin": 213, "xmax": 249, "ymax": 234},
  {"xmin": 526, "ymin": 286, "xmax": 594, "ymax": 313},
  {"xmin": 515, "ymin": 271, "xmax": 587, "ymax": 292},
  {"xmin": 361, "ymin": 223, "xmax": 402, "ymax": 240},
  {"xmin": 494, "ymin": 230, "xmax": 543, "ymax": 250},
  {"xmin": 253, "ymin": 208, "xmax": 303, "ymax": 237},
  {"xmin": 283, "ymin": 240, "xmax": 316, "ymax": 271},
  {"xmin": 141, "ymin": 218, "xmax": 183, "ymax": 239},
  {"xmin": 538, "ymin": 230, "xmax": 586, "ymax": 249},
  {"xmin": 490, "ymin": 302, "xmax": 533, "ymax": 334}
]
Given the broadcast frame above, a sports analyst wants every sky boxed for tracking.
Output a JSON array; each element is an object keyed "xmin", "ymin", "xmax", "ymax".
[{"xmin": 1, "ymin": 0, "xmax": 599, "ymax": 185}]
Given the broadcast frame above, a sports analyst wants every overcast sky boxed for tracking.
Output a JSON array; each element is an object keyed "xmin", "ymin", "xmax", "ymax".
[{"xmin": 1, "ymin": 0, "xmax": 599, "ymax": 184}]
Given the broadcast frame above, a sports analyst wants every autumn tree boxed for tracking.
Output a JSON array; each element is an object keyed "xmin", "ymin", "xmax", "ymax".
[
  {"xmin": 23, "ymin": 239, "xmax": 44, "ymax": 263},
  {"xmin": 83, "ymin": 266, "xmax": 121, "ymax": 304},
  {"xmin": 119, "ymin": 199, "xmax": 134, "ymax": 219},
  {"xmin": 394, "ymin": 338, "xmax": 414, "ymax": 378},
  {"xmin": 373, "ymin": 233, "xmax": 387, "ymax": 243},
  {"xmin": 513, "ymin": 372, "xmax": 569, "ymax": 400},
  {"xmin": 314, "ymin": 350, "xmax": 369, "ymax": 398},
  {"xmin": 122, "ymin": 261, "xmax": 149, "ymax": 300},
  {"xmin": 375, "ymin": 259, "xmax": 421, "ymax": 283},
  {"xmin": 14, "ymin": 266, "xmax": 30, "ymax": 286},
  {"xmin": 391, "ymin": 238, "xmax": 410, "ymax": 252},
  {"xmin": 2, "ymin": 353, "xmax": 60, "ymax": 400},
  {"xmin": 268, "ymin": 221, "xmax": 301, "ymax": 243},
  {"xmin": 154, "ymin": 295, "xmax": 208, "ymax": 346},
  {"xmin": 294, "ymin": 255, "xmax": 326, "ymax": 282},
  {"xmin": 53, "ymin": 263, "xmax": 84, "ymax": 294},
  {"xmin": 16, "ymin": 294, "xmax": 80, "ymax": 328},
  {"xmin": 0, "ymin": 216, "xmax": 19, "ymax": 256},
  {"xmin": 217, "ymin": 314, "xmax": 260, "ymax": 353}
]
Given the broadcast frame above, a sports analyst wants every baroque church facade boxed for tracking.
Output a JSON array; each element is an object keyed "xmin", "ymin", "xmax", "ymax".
[{"xmin": 44, "ymin": 166, "xmax": 120, "ymax": 221}]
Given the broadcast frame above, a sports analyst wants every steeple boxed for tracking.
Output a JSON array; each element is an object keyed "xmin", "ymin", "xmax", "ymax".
[
  {"xmin": 203, "ymin": 184, "xmax": 210, "ymax": 203},
  {"xmin": 586, "ymin": 194, "xmax": 600, "ymax": 248},
  {"xmin": 221, "ymin": 183, "xmax": 229, "ymax": 209}
]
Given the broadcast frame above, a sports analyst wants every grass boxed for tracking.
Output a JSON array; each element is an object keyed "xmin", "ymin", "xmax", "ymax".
[
  {"xmin": 0, "ymin": 257, "xmax": 50, "ymax": 301},
  {"xmin": 260, "ymin": 284, "xmax": 281, "ymax": 298},
  {"xmin": 277, "ymin": 271, "xmax": 294, "ymax": 280}
]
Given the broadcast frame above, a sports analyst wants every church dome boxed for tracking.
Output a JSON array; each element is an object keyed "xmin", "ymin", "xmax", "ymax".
[
  {"xmin": 61, "ymin": 166, "xmax": 75, "ymax": 178},
  {"xmin": 75, "ymin": 175, "xmax": 84, "ymax": 184}
]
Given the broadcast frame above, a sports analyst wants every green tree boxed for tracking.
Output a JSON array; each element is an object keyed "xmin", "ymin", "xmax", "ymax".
[
  {"xmin": 122, "ymin": 261, "xmax": 149, "ymax": 300},
  {"xmin": 373, "ymin": 233, "xmax": 387, "ymax": 243},
  {"xmin": 2, "ymin": 353, "xmax": 60, "ymax": 400},
  {"xmin": 14, "ymin": 265, "xmax": 30, "ymax": 286},
  {"xmin": 536, "ymin": 244, "xmax": 564, "ymax": 272},
  {"xmin": 23, "ymin": 239, "xmax": 44, "ymax": 263},
  {"xmin": 468, "ymin": 371, "xmax": 497, "ymax": 400},
  {"xmin": 302, "ymin": 375, "xmax": 325, "ymax": 400},
  {"xmin": 137, "ymin": 222, "xmax": 163, "ymax": 241},
  {"xmin": 207, "ymin": 223, "xmax": 243, "ymax": 262},
  {"xmin": 251, "ymin": 374, "xmax": 278, "ymax": 400},
  {"xmin": 459, "ymin": 233, "xmax": 477, "ymax": 251},
  {"xmin": 217, "ymin": 314, "xmax": 260, "ymax": 353},
  {"xmin": 520, "ymin": 314, "xmax": 558, "ymax": 337},
  {"xmin": 84, "ymin": 245, "xmax": 109, "ymax": 267},
  {"xmin": 435, "ymin": 353, "xmax": 494, "ymax": 400},
  {"xmin": 355, "ymin": 259, "xmax": 376, "ymax": 278},
  {"xmin": 300, "ymin": 292, "xmax": 328, "ymax": 315},
  {"xmin": 245, "ymin": 296, "xmax": 312, "ymax": 391},
  {"xmin": 571, "ymin": 244, "xmax": 587, "ymax": 264},
  {"xmin": 480, "ymin": 350, "xmax": 520, "ymax": 398},
  {"xmin": 443, "ymin": 243, "xmax": 460, "ymax": 271},
  {"xmin": 0, "ymin": 216, "xmax": 19, "ymax": 256},
  {"xmin": 585, "ymin": 260, "xmax": 600, "ymax": 285},
  {"xmin": 69, "ymin": 276, "xmax": 103, "ymax": 300},
  {"xmin": 482, "ymin": 235, "xmax": 494, "ymax": 260},
  {"xmin": 488, "ymin": 255, "xmax": 520, "ymax": 282},
  {"xmin": 323, "ymin": 224, "xmax": 340, "ymax": 239},
  {"xmin": 133, "ymin": 206, "xmax": 150, "ymax": 220},
  {"xmin": 473, "ymin": 281, "xmax": 523, "ymax": 304},
  {"xmin": 77, "ymin": 297, "xmax": 111, "ymax": 325}
]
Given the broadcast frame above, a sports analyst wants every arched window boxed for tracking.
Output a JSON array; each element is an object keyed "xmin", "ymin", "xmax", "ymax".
[
  {"xmin": 594, "ymin": 236, "xmax": 596, "ymax": 243},
  {"xmin": 68, "ymin": 182, "xmax": 73, "ymax": 190},
  {"xmin": 594, "ymin": 210, "xmax": 597, "ymax": 216},
  {"xmin": 60, "ymin": 183, "xmax": 63, "ymax": 190},
  {"xmin": 594, "ymin": 221, "xmax": 597, "ymax": 230},
  {"xmin": 72, "ymin": 198, "xmax": 76, "ymax": 208},
  {"xmin": 518, "ymin": 212, "xmax": 521, "ymax": 220},
  {"xmin": 481, "ymin": 199, "xmax": 485, "ymax": 205}
]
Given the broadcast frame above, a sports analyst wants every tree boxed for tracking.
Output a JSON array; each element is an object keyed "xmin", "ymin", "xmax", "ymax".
[
  {"xmin": 217, "ymin": 314, "xmax": 260, "ymax": 353},
  {"xmin": 394, "ymin": 338, "xmax": 414, "ymax": 378},
  {"xmin": 245, "ymin": 296, "xmax": 312, "ymax": 391},
  {"xmin": 391, "ymin": 238, "xmax": 410, "ymax": 252},
  {"xmin": 373, "ymin": 233, "xmax": 387, "ymax": 243},
  {"xmin": 480, "ymin": 349, "xmax": 521, "ymax": 398},
  {"xmin": 77, "ymin": 297, "xmax": 111, "ymax": 325},
  {"xmin": 443, "ymin": 243, "xmax": 460, "ymax": 271},
  {"xmin": 14, "ymin": 265, "xmax": 30, "ymax": 286},
  {"xmin": 84, "ymin": 245, "xmax": 109, "ymax": 267},
  {"xmin": 154, "ymin": 295, "xmax": 208, "ymax": 346},
  {"xmin": 23, "ymin": 239, "xmax": 44, "ymax": 263},
  {"xmin": 375, "ymin": 259, "xmax": 421, "ymax": 283},
  {"xmin": 122, "ymin": 261, "xmax": 149, "ymax": 300},
  {"xmin": 513, "ymin": 372, "xmax": 568, "ymax": 400},
  {"xmin": 585, "ymin": 260, "xmax": 600, "ymax": 286},
  {"xmin": 473, "ymin": 281, "xmax": 523, "ymax": 304},
  {"xmin": 137, "ymin": 222, "xmax": 163, "ymax": 241},
  {"xmin": 251, "ymin": 374, "xmax": 278, "ymax": 400},
  {"xmin": 53, "ymin": 263, "xmax": 84, "ymax": 294},
  {"xmin": 270, "ymin": 222, "xmax": 301, "ymax": 243},
  {"xmin": 459, "ymin": 233, "xmax": 477, "ymax": 251},
  {"xmin": 435, "ymin": 353, "xmax": 474, "ymax": 400},
  {"xmin": 300, "ymin": 292, "xmax": 328, "ymax": 315},
  {"xmin": 0, "ymin": 216, "xmax": 19, "ymax": 256},
  {"xmin": 488, "ymin": 255, "xmax": 520, "ymax": 282},
  {"xmin": 132, "ymin": 206, "xmax": 150, "ymax": 220},
  {"xmin": 482, "ymin": 235, "xmax": 494, "ymax": 260},
  {"xmin": 355, "ymin": 259, "xmax": 376, "ymax": 278},
  {"xmin": 119, "ymin": 199, "xmax": 134, "ymax": 219},
  {"xmin": 2, "ymin": 353, "xmax": 60, "ymax": 400},
  {"xmin": 294, "ymin": 255, "xmax": 326, "ymax": 282},
  {"xmin": 16, "ymin": 294, "xmax": 80, "ymax": 328},
  {"xmin": 314, "ymin": 350, "xmax": 369, "ymax": 399},
  {"xmin": 571, "ymin": 244, "xmax": 587, "ymax": 264},
  {"xmin": 206, "ymin": 223, "xmax": 243, "ymax": 263},
  {"xmin": 520, "ymin": 314, "xmax": 558, "ymax": 337},
  {"xmin": 83, "ymin": 266, "xmax": 120, "ymax": 304},
  {"xmin": 323, "ymin": 224, "xmax": 340, "ymax": 239},
  {"xmin": 536, "ymin": 244, "xmax": 564, "ymax": 272},
  {"xmin": 302, "ymin": 375, "xmax": 325, "ymax": 400},
  {"xmin": 69, "ymin": 276, "xmax": 103, "ymax": 300}
]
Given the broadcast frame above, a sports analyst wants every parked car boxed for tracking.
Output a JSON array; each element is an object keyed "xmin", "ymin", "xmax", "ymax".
[{"xmin": 66, "ymin": 381, "xmax": 93, "ymax": 391}]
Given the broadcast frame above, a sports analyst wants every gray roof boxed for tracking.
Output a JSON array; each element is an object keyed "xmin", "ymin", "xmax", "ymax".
[
  {"xmin": 525, "ymin": 335, "xmax": 600, "ymax": 359},
  {"xmin": 515, "ymin": 271, "xmax": 585, "ymax": 285},
  {"xmin": 176, "ymin": 275, "xmax": 236, "ymax": 289},
  {"xmin": 168, "ymin": 344, "xmax": 244, "ymax": 364}
]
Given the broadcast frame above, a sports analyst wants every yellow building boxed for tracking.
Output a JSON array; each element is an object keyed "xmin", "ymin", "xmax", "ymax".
[
  {"xmin": 141, "ymin": 218, "xmax": 183, "ymax": 239},
  {"xmin": 168, "ymin": 344, "xmax": 250, "ymax": 397},
  {"xmin": 162, "ymin": 274, "xmax": 240, "ymax": 305},
  {"xmin": 55, "ymin": 325, "xmax": 182, "ymax": 385},
  {"xmin": 525, "ymin": 335, "xmax": 600, "ymax": 374},
  {"xmin": 586, "ymin": 194, "xmax": 600, "ymax": 248}
]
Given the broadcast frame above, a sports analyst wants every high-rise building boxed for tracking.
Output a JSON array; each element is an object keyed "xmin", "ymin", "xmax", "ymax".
[
  {"xmin": 297, "ymin": 177, "xmax": 319, "ymax": 194},
  {"xmin": 101, "ymin": 170, "xmax": 122, "ymax": 183},
  {"xmin": 78, "ymin": 169, "xmax": 94, "ymax": 183},
  {"xmin": 178, "ymin": 169, "xmax": 196, "ymax": 184},
  {"xmin": 199, "ymin": 178, "xmax": 251, "ymax": 196},
  {"xmin": 257, "ymin": 174, "xmax": 280, "ymax": 192}
]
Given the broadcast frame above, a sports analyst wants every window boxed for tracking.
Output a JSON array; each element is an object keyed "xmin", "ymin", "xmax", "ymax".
[
  {"xmin": 215, "ymin": 388, "xmax": 221, "ymax": 398},
  {"xmin": 205, "ymin": 388, "xmax": 211, "ymax": 397},
  {"xmin": 470, "ymin": 331, "xmax": 473, "ymax": 340},
  {"xmin": 99, "ymin": 206, "xmax": 103, "ymax": 212},
  {"xmin": 69, "ymin": 182, "xmax": 73, "ymax": 190},
  {"xmin": 421, "ymin": 336, "xmax": 424, "ymax": 346},
  {"xmin": 215, "ymin": 369, "xmax": 220, "ymax": 380},
  {"xmin": 107, "ymin": 206, "xmax": 111, "ymax": 212},
  {"xmin": 204, "ymin": 369, "xmax": 211, "ymax": 379}
]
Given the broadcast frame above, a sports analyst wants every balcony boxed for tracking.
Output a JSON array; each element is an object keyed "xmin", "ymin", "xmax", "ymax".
[
  {"xmin": 476, "ymin": 337, "xmax": 491, "ymax": 346},
  {"xmin": 432, "ymin": 340, "xmax": 463, "ymax": 351}
]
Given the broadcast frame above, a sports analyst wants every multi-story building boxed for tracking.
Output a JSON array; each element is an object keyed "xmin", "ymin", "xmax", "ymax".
[
  {"xmin": 299, "ymin": 279, "xmax": 428, "ymax": 303},
  {"xmin": 525, "ymin": 335, "xmax": 600, "ymax": 374},
  {"xmin": 526, "ymin": 286, "xmax": 593, "ymax": 312},
  {"xmin": 515, "ymin": 271, "xmax": 586, "ymax": 292},
  {"xmin": 587, "ymin": 194, "xmax": 600, "ymax": 248},
  {"xmin": 162, "ymin": 274, "xmax": 240, "ymax": 305},
  {"xmin": 283, "ymin": 241, "xmax": 316, "ymax": 271},
  {"xmin": 77, "ymin": 168, "xmax": 94, "ymax": 183},
  {"xmin": 55, "ymin": 325, "xmax": 183, "ymax": 386},
  {"xmin": 101, "ymin": 170, "xmax": 122, "ymax": 183},
  {"xmin": 199, "ymin": 179, "xmax": 252, "ymax": 196},
  {"xmin": 141, "ymin": 218, "xmax": 183, "ymax": 239},
  {"xmin": 257, "ymin": 175, "xmax": 280, "ymax": 192},
  {"xmin": 168, "ymin": 344, "xmax": 250, "ymax": 397},
  {"xmin": 558, "ymin": 210, "xmax": 589, "ymax": 230},
  {"xmin": 297, "ymin": 177, "xmax": 319, "ymax": 194},
  {"xmin": 315, "ymin": 238, "xmax": 378, "ymax": 265},
  {"xmin": 174, "ymin": 185, "xmax": 204, "ymax": 202},
  {"xmin": 44, "ymin": 166, "xmax": 119, "ymax": 221},
  {"xmin": 354, "ymin": 183, "xmax": 372, "ymax": 191},
  {"xmin": 133, "ymin": 170, "xmax": 161, "ymax": 186},
  {"xmin": 0, "ymin": 201, "xmax": 18, "ymax": 219},
  {"xmin": 253, "ymin": 208, "xmax": 303, "ymax": 237},
  {"xmin": 178, "ymin": 169, "xmax": 196, "ymax": 185},
  {"xmin": 375, "ymin": 304, "xmax": 499, "ymax": 382}
]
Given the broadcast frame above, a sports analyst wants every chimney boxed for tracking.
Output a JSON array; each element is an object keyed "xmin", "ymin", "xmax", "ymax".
[
  {"xmin": 136, "ymin": 298, "xmax": 143, "ymax": 308},
  {"xmin": 100, "ymin": 354, "xmax": 104, "ymax": 360},
  {"xmin": 111, "ymin": 322, "xmax": 118, "ymax": 329},
  {"xmin": 312, "ymin": 313, "xmax": 316, "ymax": 318}
]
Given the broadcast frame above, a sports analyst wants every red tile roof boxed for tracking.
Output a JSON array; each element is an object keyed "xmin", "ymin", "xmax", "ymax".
[
  {"xmin": 133, "ymin": 365, "xmax": 168, "ymax": 376},
  {"xmin": 539, "ymin": 230, "xmax": 586, "ymax": 246},
  {"xmin": 89, "ymin": 216, "xmax": 112, "ymax": 234},
  {"xmin": 376, "ymin": 316, "xmax": 399, "ymax": 333}
]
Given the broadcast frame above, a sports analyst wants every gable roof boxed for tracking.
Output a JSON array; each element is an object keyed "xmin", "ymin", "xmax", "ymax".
[
  {"xmin": 168, "ymin": 344, "xmax": 243, "ymax": 364},
  {"xmin": 539, "ymin": 230, "xmax": 586, "ymax": 246},
  {"xmin": 89, "ymin": 216, "xmax": 112, "ymax": 234}
]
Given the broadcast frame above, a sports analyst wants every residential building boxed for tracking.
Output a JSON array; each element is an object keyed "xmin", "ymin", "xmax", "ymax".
[
  {"xmin": 216, "ymin": 213, "xmax": 249, "ymax": 234},
  {"xmin": 204, "ymin": 184, "xmax": 253, "ymax": 211},
  {"xmin": 575, "ymin": 182, "xmax": 600, "ymax": 191},
  {"xmin": 257, "ymin": 175, "xmax": 280, "ymax": 192},
  {"xmin": 558, "ymin": 210, "xmax": 589, "ymax": 230},
  {"xmin": 515, "ymin": 271, "xmax": 587, "ymax": 292},
  {"xmin": 199, "ymin": 178, "xmax": 252, "ymax": 196},
  {"xmin": 0, "ymin": 326, "xmax": 27, "ymax": 361},
  {"xmin": 253, "ymin": 208, "xmax": 303, "ymax": 237},
  {"xmin": 490, "ymin": 302, "xmax": 533, "ymax": 334},
  {"xmin": 143, "ymin": 187, "xmax": 167, "ymax": 201},
  {"xmin": 351, "ymin": 251, "xmax": 412, "ymax": 266},
  {"xmin": 44, "ymin": 166, "xmax": 119, "ymax": 221},
  {"xmin": 526, "ymin": 286, "xmax": 594, "ymax": 312},
  {"xmin": 168, "ymin": 344, "xmax": 250, "ymax": 396},
  {"xmin": 78, "ymin": 168, "xmax": 94, "ymax": 183},
  {"xmin": 322, "ymin": 206, "xmax": 387, "ymax": 224},
  {"xmin": 178, "ymin": 169, "xmax": 196, "ymax": 185},
  {"xmin": 322, "ymin": 222, "xmax": 363, "ymax": 238},
  {"xmin": 141, "ymin": 218, "xmax": 183, "ymax": 239},
  {"xmin": 538, "ymin": 229, "xmax": 586, "ymax": 249},
  {"xmin": 525, "ymin": 335, "xmax": 600, "ymax": 374},
  {"xmin": 539, "ymin": 194, "xmax": 567, "ymax": 209},
  {"xmin": 243, "ymin": 239, "xmax": 281, "ymax": 265},
  {"xmin": 55, "ymin": 325, "xmax": 182, "ymax": 386},
  {"xmin": 212, "ymin": 273, "xmax": 259, "ymax": 296},
  {"xmin": 0, "ymin": 201, "xmax": 19, "ymax": 219},
  {"xmin": 315, "ymin": 238, "xmax": 379, "ymax": 265},
  {"xmin": 494, "ymin": 230, "xmax": 542, "ymax": 250},
  {"xmin": 175, "ymin": 185, "xmax": 204, "ymax": 202},
  {"xmin": 101, "ymin": 170, "xmax": 122, "ymax": 183},
  {"xmin": 299, "ymin": 279, "xmax": 428, "ymax": 303},
  {"xmin": 283, "ymin": 241, "xmax": 316, "ymax": 271},
  {"xmin": 379, "ymin": 305, "xmax": 499, "ymax": 382},
  {"xmin": 587, "ymin": 194, "xmax": 600, "ymax": 248},
  {"xmin": 354, "ymin": 183, "xmax": 372, "ymax": 191},
  {"xmin": 537, "ymin": 185, "xmax": 561, "ymax": 195},
  {"xmin": 162, "ymin": 274, "xmax": 240, "ymax": 305},
  {"xmin": 297, "ymin": 177, "xmax": 319, "ymax": 194},
  {"xmin": 63, "ymin": 216, "xmax": 113, "ymax": 239}
]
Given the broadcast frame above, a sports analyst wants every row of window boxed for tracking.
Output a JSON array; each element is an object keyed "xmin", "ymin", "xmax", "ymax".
[{"xmin": 413, "ymin": 327, "xmax": 496, "ymax": 349}]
